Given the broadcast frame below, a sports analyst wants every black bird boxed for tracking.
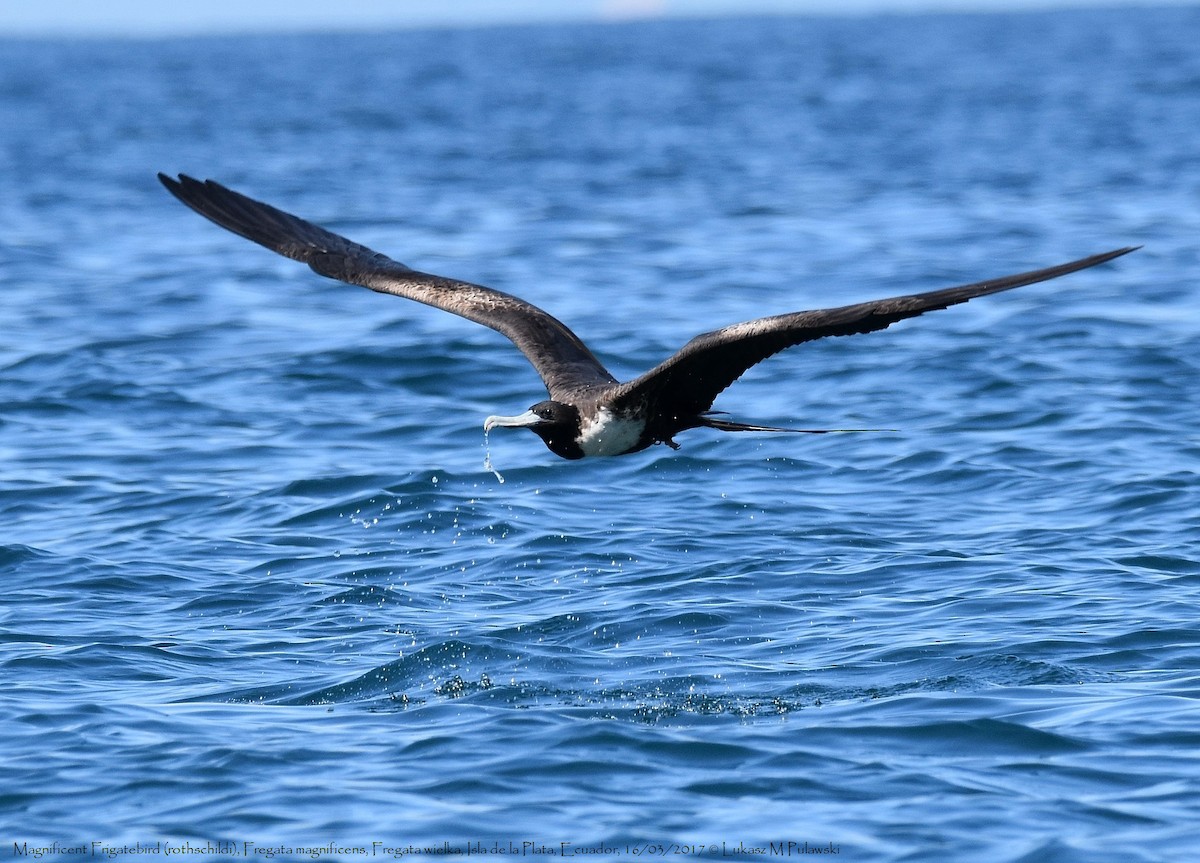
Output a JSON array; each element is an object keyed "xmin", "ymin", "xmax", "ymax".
[{"xmin": 159, "ymin": 173, "xmax": 1136, "ymax": 460}]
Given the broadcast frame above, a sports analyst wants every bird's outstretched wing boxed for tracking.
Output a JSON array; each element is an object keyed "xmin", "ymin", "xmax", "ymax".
[
  {"xmin": 158, "ymin": 174, "xmax": 617, "ymax": 397},
  {"xmin": 613, "ymin": 246, "xmax": 1138, "ymax": 416}
]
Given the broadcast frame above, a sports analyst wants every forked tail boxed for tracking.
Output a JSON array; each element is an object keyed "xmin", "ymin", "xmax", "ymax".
[{"xmin": 700, "ymin": 414, "xmax": 895, "ymax": 435}]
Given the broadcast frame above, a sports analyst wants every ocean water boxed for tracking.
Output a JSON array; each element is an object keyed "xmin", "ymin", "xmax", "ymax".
[{"xmin": 2, "ymin": 7, "xmax": 1199, "ymax": 861}]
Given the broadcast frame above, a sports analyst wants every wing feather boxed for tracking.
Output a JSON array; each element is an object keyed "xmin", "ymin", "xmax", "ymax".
[
  {"xmin": 614, "ymin": 247, "xmax": 1138, "ymax": 415},
  {"xmin": 158, "ymin": 174, "xmax": 616, "ymax": 398}
]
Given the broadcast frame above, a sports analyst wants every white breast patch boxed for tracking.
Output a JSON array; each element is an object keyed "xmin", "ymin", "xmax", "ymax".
[{"xmin": 576, "ymin": 408, "xmax": 646, "ymax": 457}]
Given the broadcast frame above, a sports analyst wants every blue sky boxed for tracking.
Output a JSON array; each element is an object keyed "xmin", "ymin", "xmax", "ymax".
[{"xmin": 0, "ymin": 0, "xmax": 1192, "ymax": 37}]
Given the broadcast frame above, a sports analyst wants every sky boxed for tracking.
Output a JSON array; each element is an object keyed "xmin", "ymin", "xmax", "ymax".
[{"xmin": 0, "ymin": 0, "xmax": 1192, "ymax": 37}]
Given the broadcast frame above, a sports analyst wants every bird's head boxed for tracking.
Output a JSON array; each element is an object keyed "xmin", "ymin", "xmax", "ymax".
[{"xmin": 484, "ymin": 400, "xmax": 584, "ymax": 460}]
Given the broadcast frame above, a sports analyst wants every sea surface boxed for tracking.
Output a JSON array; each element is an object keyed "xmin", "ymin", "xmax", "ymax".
[{"xmin": 2, "ymin": 7, "xmax": 1199, "ymax": 862}]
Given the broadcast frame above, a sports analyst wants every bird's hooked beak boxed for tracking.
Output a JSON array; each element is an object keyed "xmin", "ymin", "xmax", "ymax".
[{"xmin": 484, "ymin": 410, "xmax": 542, "ymax": 432}]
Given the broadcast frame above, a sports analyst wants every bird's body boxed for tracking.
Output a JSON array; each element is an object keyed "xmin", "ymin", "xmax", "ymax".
[
  {"xmin": 159, "ymin": 173, "xmax": 1136, "ymax": 460},
  {"xmin": 577, "ymin": 408, "xmax": 646, "ymax": 458}
]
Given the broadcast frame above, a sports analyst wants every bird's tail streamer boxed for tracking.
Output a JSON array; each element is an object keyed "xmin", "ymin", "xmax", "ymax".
[{"xmin": 700, "ymin": 415, "xmax": 896, "ymax": 435}]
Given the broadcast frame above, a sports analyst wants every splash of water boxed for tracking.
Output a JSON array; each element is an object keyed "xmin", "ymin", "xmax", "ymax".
[{"xmin": 482, "ymin": 428, "xmax": 505, "ymax": 484}]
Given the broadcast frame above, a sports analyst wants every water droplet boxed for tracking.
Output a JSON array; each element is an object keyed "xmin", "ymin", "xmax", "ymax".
[{"xmin": 482, "ymin": 428, "xmax": 505, "ymax": 483}]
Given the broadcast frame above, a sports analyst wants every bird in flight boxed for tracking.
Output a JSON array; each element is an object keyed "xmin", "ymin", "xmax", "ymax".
[{"xmin": 159, "ymin": 173, "xmax": 1136, "ymax": 460}]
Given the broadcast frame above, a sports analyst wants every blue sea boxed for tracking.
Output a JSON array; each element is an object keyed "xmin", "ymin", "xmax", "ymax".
[{"xmin": 2, "ymin": 6, "xmax": 1199, "ymax": 862}]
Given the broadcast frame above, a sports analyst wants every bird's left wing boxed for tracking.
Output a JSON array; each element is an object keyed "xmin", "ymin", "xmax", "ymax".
[
  {"xmin": 612, "ymin": 247, "xmax": 1138, "ymax": 416},
  {"xmin": 158, "ymin": 174, "xmax": 617, "ymax": 397}
]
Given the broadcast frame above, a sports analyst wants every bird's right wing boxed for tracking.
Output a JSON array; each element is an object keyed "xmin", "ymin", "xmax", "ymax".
[{"xmin": 158, "ymin": 174, "xmax": 617, "ymax": 398}]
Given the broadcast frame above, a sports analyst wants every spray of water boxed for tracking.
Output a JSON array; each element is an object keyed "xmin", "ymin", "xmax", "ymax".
[{"xmin": 482, "ymin": 428, "xmax": 505, "ymax": 484}]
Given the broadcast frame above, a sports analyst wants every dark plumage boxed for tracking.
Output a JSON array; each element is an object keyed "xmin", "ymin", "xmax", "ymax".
[{"xmin": 159, "ymin": 173, "xmax": 1136, "ymax": 460}]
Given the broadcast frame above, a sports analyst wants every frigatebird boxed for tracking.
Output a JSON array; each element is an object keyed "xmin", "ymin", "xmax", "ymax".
[{"xmin": 159, "ymin": 173, "xmax": 1135, "ymax": 460}]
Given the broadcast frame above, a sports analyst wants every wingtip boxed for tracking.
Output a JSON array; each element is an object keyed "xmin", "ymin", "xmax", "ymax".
[
  {"xmin": 1070, "ymin": 245, "xmax": 1140, "ymax": 271},
  {"xmin": 1107, "ymin": 245, "xmax": 1142, "ymax": 260},
  {"xmin": 157, "ymin": 172, "xmax": 197, "ymax": 199},
  {"xmin": 157, "ymin": 172, "xmax": 210, "ymax": 194}
]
